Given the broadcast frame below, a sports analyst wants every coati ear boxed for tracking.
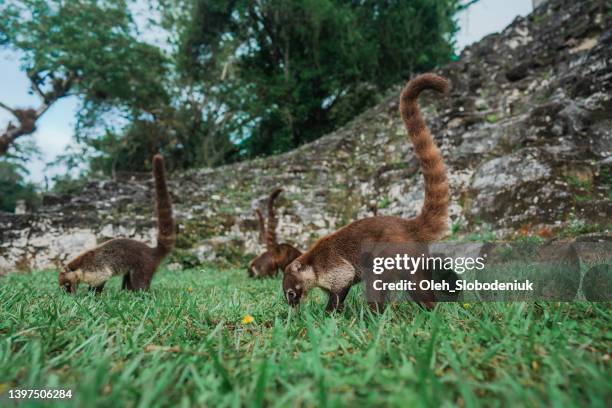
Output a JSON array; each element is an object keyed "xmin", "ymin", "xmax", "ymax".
[
  {"xmin": 284, "ymin": 260, "xmax": 298, "ymax": 274},
  {"xmin": 71, "ymin": 250, "xmax": 94, "ymax": 269}
]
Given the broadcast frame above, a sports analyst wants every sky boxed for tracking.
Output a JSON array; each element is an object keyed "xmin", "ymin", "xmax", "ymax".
[{"xmin": 0, "ymin": 0, "xmax": 533, "ymax": 186}]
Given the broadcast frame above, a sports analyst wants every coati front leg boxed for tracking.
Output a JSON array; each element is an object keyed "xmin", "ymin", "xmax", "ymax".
[
  {"xmin": 323, "ymin": 261, "xmax": 357, "ymax": 312},
  {"xmin": 325, "ymin": 286, "xmax": 351, "ymax": 312}
]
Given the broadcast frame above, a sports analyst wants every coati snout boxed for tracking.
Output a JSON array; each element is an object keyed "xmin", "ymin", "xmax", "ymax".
[
  {"xmin": 58, "ymin": 267, "xmax": 79, "ymax": 293},
  {"xmin": 282, "ymin": 260, "xmax": 318, "ymax": 307},
  {"xmin": 282, "ymin": 267, "xmax": 304, "ymax": 307}
]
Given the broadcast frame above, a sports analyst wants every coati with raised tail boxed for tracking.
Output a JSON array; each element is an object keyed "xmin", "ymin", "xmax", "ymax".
[
  {"xmin": 282, "ymin": 73, "xmax": 449, "ymax": 311},
  {"xmin": 58, "ymin": 154, "xmax": 175, "ymax": 293},
  {"xmin": 248, "ymin": 188, "xmax": 302, "ymax": 278}
]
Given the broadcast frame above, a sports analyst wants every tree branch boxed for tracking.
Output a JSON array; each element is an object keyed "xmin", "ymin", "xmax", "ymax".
[
  {"xmin": 0, "ymin": 101, "xmax": 17, "ymax": 117},
  {"xmin": 28, "ymin": 72, "xmax": 47, "ymax": 102},
  {"xmin": 0, "ymin": 71, "xmax": 75, "ymax": 156}
]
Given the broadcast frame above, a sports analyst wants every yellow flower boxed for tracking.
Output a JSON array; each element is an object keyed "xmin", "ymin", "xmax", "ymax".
[
  {"xmin": 462, "ymin": 303, "xmax": 471, "ymax": 309},
  {"xmin": 186, "ymin": 287, "xmax": 193, "ymax": 293},
  {"xmin": 241, "ymin": 314, "xmax": 255, "ymax": 325}
]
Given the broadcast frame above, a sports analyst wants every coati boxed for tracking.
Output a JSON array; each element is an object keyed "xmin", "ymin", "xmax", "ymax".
[
  {"xmin": 58, "ymin": 154, "xmax": 175, "ymax": 293},
  {"xmin": 247, "ymin": 188, "xmax": 302, "ymax": 278},
  {"xmin": 282, "ymin": 73, "xmax": 450, "ymax": 311}
]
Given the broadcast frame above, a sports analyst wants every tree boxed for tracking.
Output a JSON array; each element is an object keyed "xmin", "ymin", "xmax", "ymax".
[
  {"xmin": 1, "ymin": 0, "xmax": 476, "ymax": 174},
  {"xmin": 0, "ymin": 160, "xmax": 39, "ymax": 213},
  {"xmin": 0, "ymin": 0, "xmax": 168, "ymax": 157},
  {"xmin": 181, "ymin": 0, "xmax": 475, "ymax": 158},
  {"xmin": 79, "ymin": 0, "xmax": 246, "ymax": 173}
]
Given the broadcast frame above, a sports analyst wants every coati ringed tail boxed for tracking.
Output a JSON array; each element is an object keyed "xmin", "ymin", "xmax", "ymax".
[
  {"xmin": 265, "ymin": 188, "xmax": 283, "ymax": 251},
  {"xmin": 58, "ymin": 154, "xmax": 175, "ymax": 293},
  {"xmin": 255, "ymin": 208, "xmax": 265, "ymax": 244},
  {"xmin": 282, "ymin": 73, "xmax": 449, "ymax": 311},
  {"xmin": 248, "ymin": 188, "xmax": 301, "ymax": 278}
]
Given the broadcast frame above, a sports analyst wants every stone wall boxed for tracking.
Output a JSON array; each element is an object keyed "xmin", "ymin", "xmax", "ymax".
[
  {"xmin": 533, "ymin": 0, "xmax": 548, "ymax": 9},
  {"xmin": 1, "ymin": 0, "xmax": 610, "ymax": 273}
]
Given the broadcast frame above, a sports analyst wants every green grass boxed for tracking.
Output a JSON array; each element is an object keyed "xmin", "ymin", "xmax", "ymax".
[
  {"xmin": 0, "ymin": 268, "xmax": 610, "ymax": 407},
  {"xmin": 485, "ymin": 113, "xmax": 500, "ymax": 124}
]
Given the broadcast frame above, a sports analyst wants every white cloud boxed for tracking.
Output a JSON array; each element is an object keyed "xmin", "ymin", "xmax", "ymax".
[{"xmin": 456, "ymin": 0, "xmax": 532, "ymax": 51}]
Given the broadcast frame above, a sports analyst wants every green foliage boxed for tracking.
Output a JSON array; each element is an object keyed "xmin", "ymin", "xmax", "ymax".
[
  {"xmin": 599, "ymin": 167, "xmax": 612, "ymax": 199},
  {"xmin": 0, "ymin": 160, "xmax": 39, "ymax": 212},
  {"xmin": 0, "ymin": 268, "xmax": 610, "ymax": 406},
  {"xmin": 378, "ymin": 195, "xmax": 391, "ymax": 210},
  {"xmin": 0, "ymin": 0, "xmax": 174, "ymax": 168},
  {"xmin": 461, "ymin": 226, "xmax": 496, "ymax": 242},
  {"xmin": 1, "ymin": 0, "xmax": 473, "ymax": 174},
  {"xmin": 0, "ymin": 0, "xmax": 168, "ymax": 115},
  {"xmin": 566, "ymin": 175, "xmax": 592, "ymax": 191},
  {"xmin": 558, "ymin": 220, "xmax": 602, "ymax": 239},
  {"xmin": 49, "ymin": 173, "xmax": 89, "ymax": 195},
  {"xmin": 565, "ymin": 174, "xmax": 596, "ymax": 203},
  {"xmin": 450, "ymin": 219, "xmax": 463, "ymax": 236},
  {"xmin": 202, "ymin": 0, "xmax": 468, "ymax": 158},
  {"xmin": 599, "ymin": 167, "xmax": 612, "ymax": 188},
  {"xmin": 485, "ymin": 113, "xmax": 500, "ymax": 123}
]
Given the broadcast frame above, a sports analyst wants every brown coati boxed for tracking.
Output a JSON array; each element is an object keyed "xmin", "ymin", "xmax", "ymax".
[
  {"xmin": 247, "ymin": 188, "xmax": 302, "ymax": 278},
  {"xmin": 282, "ymin": 73, "xmax": 449, "ymax": 312},
  {"xmin": 58, "ymin": 154, "xmax": 175, "ymax": 293}
]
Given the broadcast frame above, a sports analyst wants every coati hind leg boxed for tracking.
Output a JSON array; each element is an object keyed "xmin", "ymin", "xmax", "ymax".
[
  {"xmin": 410, "ymin": 266, "xmax": 435, "ymax": 310},
  {"xmin": 122, "ymin": 274, "xmax": 132, "ymax": 290},
  {"xmin": 367, "ymin": 290, "xmax": 388, "ymax": 313},
  {"xmin": 128, "ymin": 269, "xmax": 153, "ymax": 291},
  {"xmin": 88, "ymin": 282, "xmax": 106, "ymax": 295},
  {"xmin": 325, "ymin": 286, "xmax": 351, "ymax": 312}
]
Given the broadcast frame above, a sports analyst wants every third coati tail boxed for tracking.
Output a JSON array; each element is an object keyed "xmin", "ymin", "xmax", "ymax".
[
  {"xmin": 255, "ymin": 208, "xmax": 266, "ymax": 244},
  {"xmin": 282, "ymin": 73, "xmax": 450, "ymax": 311},
  {"xmin": 58, "ymin": 154, "xmax": 175, "ymax": 293},
  {"xmin": 248, "ymin": 188, "xmax": 302, "ymax": 278}
]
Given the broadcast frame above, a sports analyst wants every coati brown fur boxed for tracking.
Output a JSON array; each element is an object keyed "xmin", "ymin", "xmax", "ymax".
[
  {"xmin": 247, "ymin": 188, "xmax": 302, "ymax": 278},
  {"xmin": 58, "ymin": 154, "xmax": 175, "ymax": 293},
  {"xmin": 282, "ymin": 73, "xmax": 450, "ymax": 311}
]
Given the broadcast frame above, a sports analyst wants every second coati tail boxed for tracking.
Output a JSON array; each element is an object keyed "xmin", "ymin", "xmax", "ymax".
[
  {"xmin": 265, "ymin": 188, "xmax": 283, "ymax": 251},
  {"xmin": 399, "ymin": 73, "xmax": 449, "ymax": 241},
  {"xmin": 247, "ymin": 188, "xmax": 301, "ymax": 278},
  {"xmin": 282, "ymin": 73, "xmax": 450, "ymax": 312},
  {"xmin": 255, "ymin": 209, "xmax": 266, "ymax": 244},
  {"xmin": 152, "ymin": 154, "xmax": 175, "ymax": 259},
  {"xmin": 58, "ymin": 154, "xmax": 175, "ymax": 294}
]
